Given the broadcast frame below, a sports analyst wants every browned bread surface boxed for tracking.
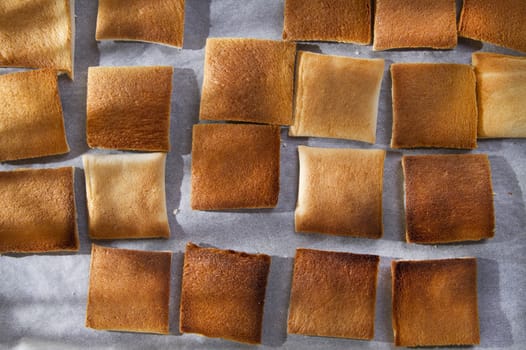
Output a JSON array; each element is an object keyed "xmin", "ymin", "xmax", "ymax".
[
  {"xmin": 0, "ymin": 167, "xmax": 78, "ymax": 253},
  {"xmin": 373, "ymin": 0, "xmax": 457, "ymax": 50},
  {"xmin": 87, "ymin": 66, "xmax": 173, "ymax": 151},
  {"xmin": 86, "ymin": 244, "xmax": 172, "ymax": 334},
  {"xmin": 459, "ymin": 0, "xmax": 526, "ymax": 53},
  {"xmin": 288, "ymin": 248, "xmax": 380, "ymax": 340},
  {"xmin": 179, "ymin": 243, "xmax": 271, "ymax": 344},
  {"xmin": 402, "ymin": 154, "xmax": 495, "ymax": 244},
  {"xmin": 83, "ymin": 153, "xmax": 170, "ymax": 239},
  {"xmin": 200, "ymin": 38, "xmax": 296, "ymax": 125},
  {"xmin": 392, "ymin": 258, "xmax": 480, "ymax": 346},
  {"xmin": 282, "ymin": 0, "xmax": 371, "ymax": 44},
  {"xmin": 391, "ymin": 63, "xmax": 478, "ymax": 149},
  {"xmin": 295, "ymin": 146, "xmax": 385, "ymax": 238},
  {"xmin": 289, "ymin": 51, "xmax": 384, "ymax": 143},
  {"xmin": 0, "ymin": 0, "xmax": 73, "ymax": 78},
  {"xmin": 96, "ymin": 0, "xmax": 185, "ymax": 48},
  {"xmin": 473, "ymin": 52, "xmax": 526, "ymax": 138},
  {"xmin": 191, "ymin": 124, "xmax": 280, "ymax": 210},
  {"xmin": 0, "ymin": 69, "xmax": 69, "ymax": 162}
]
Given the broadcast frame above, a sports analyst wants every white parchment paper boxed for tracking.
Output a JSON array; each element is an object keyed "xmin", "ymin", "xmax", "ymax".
[{"xmin": 1, "ymin": 1, "xmax": 525, "ymax": 349}]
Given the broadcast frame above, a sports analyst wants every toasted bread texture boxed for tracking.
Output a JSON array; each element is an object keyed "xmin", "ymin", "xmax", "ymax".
[
  {"xmin": 0, "ymin": 167, "xmax": 78, "ymax": 253},
  {"xmin": 0, "ymin": 69, "xmax": 69, "ymax": 162},
  {"xmin": 289, "ymin": 51, "xmax": 384, "ymax": 143},
  {"xmin": 180, "ymin": 243, "xmax": 271, "ymax": 344},
  {"xmin": 373, "ymin": 0, "xmax": 457, "ymax": 50},
  {"xmin": 87, "ymin": 66, "xmax": 173, "ymax": 151},
  {"xmin": 459, "ymin": 0, "xmax": 526, "ymax": 53},
  {"xmin": 282, "ymin": 0, "xmax": 371, "ymax": 44},
  {"xmin": 288, "ymin": 248, "xmax": 379, "ymax": 340},
  {"xmin": 191, "ymin": 124, "xmax": 280, "ymax": 210},
  {"xmin": 295, "ymin": 146, "xmax": 385, "ymax": 238},
  {"xmin": 0, "ymin": 0, "xmax": 73, "ymax": 78},
  {"xmin": 391, "ymin": 63, "xmax": 478, "ymax": 149},
  {"xmin": 200, "ymin": 38, "xmax": 296, "ymax": 125},
  {"xmin": 402, "ymin": 154, "xmax": 495, "ymax": 244},
  {"xmin": 392, "ymin": 258, "xmax": 480, "ymax": 346},
  {"xmin": 86, "ymin": 244, "xmax": 172, "ymax": 334},
  {"xmin": 96, "ymin": 0, "xmax": 185, "ymax": 48},
  {"xmin": 473, "ymin": 52, "xmax": 526, "ymax": 138},
  {"xmin": 83, "ymin": 153, "xmax": 170, "ymax": 239}
]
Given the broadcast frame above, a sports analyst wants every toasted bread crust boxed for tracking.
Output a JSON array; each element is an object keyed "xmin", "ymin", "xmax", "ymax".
[{"xmin": 180, "ymin": 243, "xmax": 271, "ymax": 344}]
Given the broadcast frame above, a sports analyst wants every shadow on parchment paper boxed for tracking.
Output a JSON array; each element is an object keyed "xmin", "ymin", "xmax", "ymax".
[
  {"xmin": 455, "ymin": 0, "xmax": 463, "ymax": 21},
  {"xmin": 477, "ymin": 258, "xmax": 514, "ymax": 347},
  {"xmin": 488, "ymin": 156, "xmax": 526, "ymax": 243},
  {"xmin": 172, "ymin": 68, "xmax": 200, "ymax": 155},
  {"xmin": 164, "ymin": 69, "xmax": 198, "ymax": 241},
  {"xmin": 183, "ymin": 0, "xmax": 212, "ymax": 50},
  {"xmin": 457, "ymin": 38, "xmax": 484, "ymax": 52},
  {"xmin": 262, "ymin": 256, "xmax": 294, "ymax": 347},
  {"xmin": 374, "ymin": 259, "xmax": 394, "ymax": 343},
  {"xmin": 377, "ymin": 58, "xmax": 394, "ymax": 147},
  {"xmin": 62, "ymin": 0, "xmax": 101, "ymax": 157},
  {"xmin": 61, "ymin": 0, "xmax": 101, "ymax": 160},
  {"xmin": 382, "ymin": 151, "xmax": 404, "ymax": 242},
  {"xmin": 74, "ymin": 167, "xmax": 92, "ymax": 254},
  {"xmin": 169, "ymin": 252, "xmax": 184, "ymax": 335},
  {"xmin": 296, "ymin": 44, "xmax": 322, "ymax": 54},
  {"xmin": 276, "ymin": 128, "xmax": 303, "ymax": 213},
  {"xmin": 0, "ymin": 296, "xmax": 17, "ymax": 346},
  {"xmin": 0, "ymin": 295, "xmax": 88, "ymax": 348}
]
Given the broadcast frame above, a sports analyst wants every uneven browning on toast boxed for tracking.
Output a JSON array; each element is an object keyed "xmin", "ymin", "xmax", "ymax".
[
  {"xmin": 392, "ymin": 258, "xmax": 480, "ymax": 346},
  {"xmin": 0, "ymin": 69, "xmax": 69, "ymax": 162},
  {"xmin": 290, "ymin": 51, "xmax": 385, "ymax": 143},
  {"xmin": 96, "ymin": 0, "xmax": 185, "ymax": 48},
  {"xmin": 282, "ymin": 0, "xmax": 371, "ymax": 44},
  {"xmin": 0, "ymin": 0, "xmax": 74, "ymax": 78},
  {"xmin": 295, "ymin": 146, "xmax": 385, "ymax": 238},
  {"xmin": 86, "ymin": 244, "xmax": 172, "ymax": 334},
  {"xmin": 200, "ymin": 38, "xmax": 296, "ymax": 125},
  {"xmin": 0, "ymin": 167, "xmax": 78, "ymax": 253},
  {"xmin": 402, "ymin": 154, "xmax": 495, "ymax": 244},
  {"xmin": 373, "ymin": 0, "xmax": 457, "ymax": 50},
  {"xmin": 180, "ymin": 243, "xmax": 271, "ymax": 344},
  {"xmin": 288, "ymin": 248, "xmax": 380, "ymax": 340}
]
